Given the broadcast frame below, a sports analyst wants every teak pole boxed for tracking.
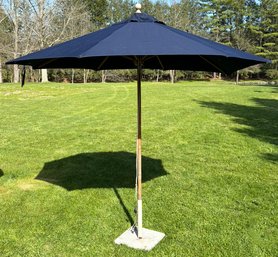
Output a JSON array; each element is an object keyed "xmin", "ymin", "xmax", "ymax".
[{"xmin": 137, "ymin": 58, "xmax": 143, "ymax": 239}]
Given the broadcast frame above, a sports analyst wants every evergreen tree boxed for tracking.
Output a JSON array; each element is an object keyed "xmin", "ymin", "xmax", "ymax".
[
  {"xmin": 257, "ymin": 0, "xmax": 278, "ymax": 78},
  {"xmin": 85, "ymin": 0, "xmax": 108, "ymax": 29},
  {"xmin": 107, "ymin": 0, "xmax": 134, "ymax": 24}
]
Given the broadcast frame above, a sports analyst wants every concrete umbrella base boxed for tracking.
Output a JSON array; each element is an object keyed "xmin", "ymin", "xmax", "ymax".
[{"xmin": 114, "ymin": 226, "xmax": 165, "ymax": 251}]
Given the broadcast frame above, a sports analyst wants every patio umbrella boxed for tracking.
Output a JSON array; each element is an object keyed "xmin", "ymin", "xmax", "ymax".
[{"xmin": 7, "ymin": 4, "xmax": 270, "ymax": 250}]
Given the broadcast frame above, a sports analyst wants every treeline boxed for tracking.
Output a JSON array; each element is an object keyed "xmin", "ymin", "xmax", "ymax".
[{"xmin": 0, "ymin": 0, "xmax": 277, "ymax": 84}]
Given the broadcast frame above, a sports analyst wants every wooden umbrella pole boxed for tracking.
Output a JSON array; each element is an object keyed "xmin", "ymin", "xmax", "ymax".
[{"xmin": 137, "ymin": 58, "xmax": 143, "ymax": 239}]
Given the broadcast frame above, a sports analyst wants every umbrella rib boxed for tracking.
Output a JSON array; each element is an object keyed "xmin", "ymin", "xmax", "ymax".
[
  {"xmin": 123, "ymin": 56, "xmax": 135, "ymax": 63},
  {"xmin": 123, "ymin": 56, "xmax": 134, "ymax": 61},
  {"xmin": 79, "ymin": 23, "xmax": 126, "ymax": 58},
  {"xmin": 97, "ymin": 56, "xmax": 109, "ymax": 70},
  {"xmin": 142, "ymin": 56, "xmax": 152, "ymax": 62},
  {"xmin": 199, "ymin": 55, "xmax": 226, "ymax": 74},
  {"xmin": 136, "ymin": 56, "xmax": 164, "ymax": 69},
  {"xmin": 37, "ymin": 58, "xmax": 57, "ymax": 68},
  {"xmin": 156, "ymin": 56, "xmax": 164, "ymax": 69}
]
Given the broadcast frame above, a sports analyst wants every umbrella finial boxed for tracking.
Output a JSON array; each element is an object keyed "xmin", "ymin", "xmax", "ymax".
[{"xmin": 135, "ymin": 3, "xmax": 142, "ymax": 13}]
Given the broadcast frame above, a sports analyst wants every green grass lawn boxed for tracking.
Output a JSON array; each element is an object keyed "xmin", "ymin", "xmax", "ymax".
[{"xmin": 0, "ymin": 81, "xmax": 277, "ymax": 257}]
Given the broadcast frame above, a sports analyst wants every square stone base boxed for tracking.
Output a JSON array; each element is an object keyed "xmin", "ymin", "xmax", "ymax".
[{"xmin": 114, "ymin": 227, "xmax": 165, "ymax": 251}]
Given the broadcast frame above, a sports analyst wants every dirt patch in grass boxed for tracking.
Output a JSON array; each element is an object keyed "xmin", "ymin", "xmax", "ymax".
[
  {"xmin": 17, "ymin": 180, "xmax": 46, "ymax": 191},
  {"xmin": 2, "ymin": 90, "xmax": 23, "ymax": 96},
  {"xmin": 18, "ymin": 182, "xmax": 36, "ymax": 191},
  {"xmin": 0, "ymin": 186, "xmax": 9, "ymax": 195}
]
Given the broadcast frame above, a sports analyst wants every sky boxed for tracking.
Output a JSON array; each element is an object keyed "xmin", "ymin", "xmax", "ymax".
[{"xmin": 150, "ymin": 0, "xmax": 181, "ymax": 4}]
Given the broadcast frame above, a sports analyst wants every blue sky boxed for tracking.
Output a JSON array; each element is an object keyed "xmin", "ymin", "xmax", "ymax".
[{"xmin": 150, "ymin": 0, "xmax": 181, "ymax": 3}]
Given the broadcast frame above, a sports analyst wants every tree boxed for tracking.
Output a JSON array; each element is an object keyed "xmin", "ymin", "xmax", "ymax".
[
  {"xmin": 84, "ymin": 0, "xmax": 108, "ymax": 29},
  {"xmin": 0, "ymin": 4, "xmax": 12, "ymax": 83},
  {"xmin": 16, "ymin": 0, "xmax": 90, "ymax": 83},
  {"xmin": 1, "ymin": 0, "xmax": 23, "ymax": 83},
  {"xmin": 49, "ymin": 0, "xmax": 92, "ymax": 83},
  {"xmin": 167, "ymin": 0, "xmax": 203, "ymax": 83},
  {"xmin": 256, "ymin": 0, "xmax": 278, "ymax": 78},
  {"xmin": 107, "ymin": 0, "xmax": 134, "ymax": 24}
]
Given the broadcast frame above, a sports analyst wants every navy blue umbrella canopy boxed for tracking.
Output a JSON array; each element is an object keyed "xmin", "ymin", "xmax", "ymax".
[{"xmin": 7, "ymin": 12, "xmax": 269, "ymax": 74}]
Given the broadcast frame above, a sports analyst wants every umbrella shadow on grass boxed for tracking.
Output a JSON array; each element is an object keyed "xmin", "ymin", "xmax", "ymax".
[
  {"xmin": 36, "ymin": 151, "xmax": 168, "ymax": 225},
  {"xmin": 198, "ymin": 98, "xmax": 278, "ymax": 162}
]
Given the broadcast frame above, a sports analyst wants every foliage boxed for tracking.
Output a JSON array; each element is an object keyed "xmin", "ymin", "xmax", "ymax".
[
  {"xmin": 265, "ymin": 69, "xmax": 278, "ymax": 80},
  {"xmin": 0, "ymin": 0, "xmax": 277, "ymax": 83},
  {"xmin": 246, "ymin": 0, "xmax": 278, "ymax": 77},
  {"xmin": 84, "ymin": 0, "xmax": 108, "ymax": 28},
  {"xmin": 0, "ymin": 6, "xmax": 12, "ymax": 55}
]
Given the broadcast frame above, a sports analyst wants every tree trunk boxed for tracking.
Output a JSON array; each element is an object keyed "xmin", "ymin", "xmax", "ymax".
[
  {"xmin": 213, "ymin": 72, "xmax": 217, "ymax": 79},
  {"xmin": 30, "ymin": 67, "xmax": 35, "ymax": 82},
  {"xmin": 37, "ymin": 0, "xmax": 48, "ymax": 83},
  {"xmin": 156, "ymin": 70, "xmax": 160, "ymax": 82},
  {"xmin": 0, "ymin": 58, "xmax": 2, "ymax": 83},
  {"xmin": 170, "ymin": 70, "xmax": 175, "ymax": 84},
  {"xmin": 219, "ymin": 73, "xmax": 222, "ymax": 80},
  {"xmin": 41, "ymin": 69, "xmax": 48, "ymax": 82},
  {"xmin": 236, "ymin": 70, "xmax": 239, "ymax": 84},
  {"xmin": 14, "ymin": 65, "xmax": 19, "ymax": 83},
  {"xmin": 84, "ymin": 69, "xmax": 89, "ymax": 83},
  {"xmin": 13, "ymin": 1, "xmax": 19, "ymax": 83},
  {"xmin": 72, "ymin": 69, "xmax": 75, "ymax": 83},
  {"xmin": 13, "ymin": 22, "xmax": 19, "ymax": 83},
  {"xmin": 102, "ymin": 70, "xmax": 107, "ymax": 83},
  {"xmin": 86, "ymin": 69, "xmax": 89, "ymax": 82}
]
